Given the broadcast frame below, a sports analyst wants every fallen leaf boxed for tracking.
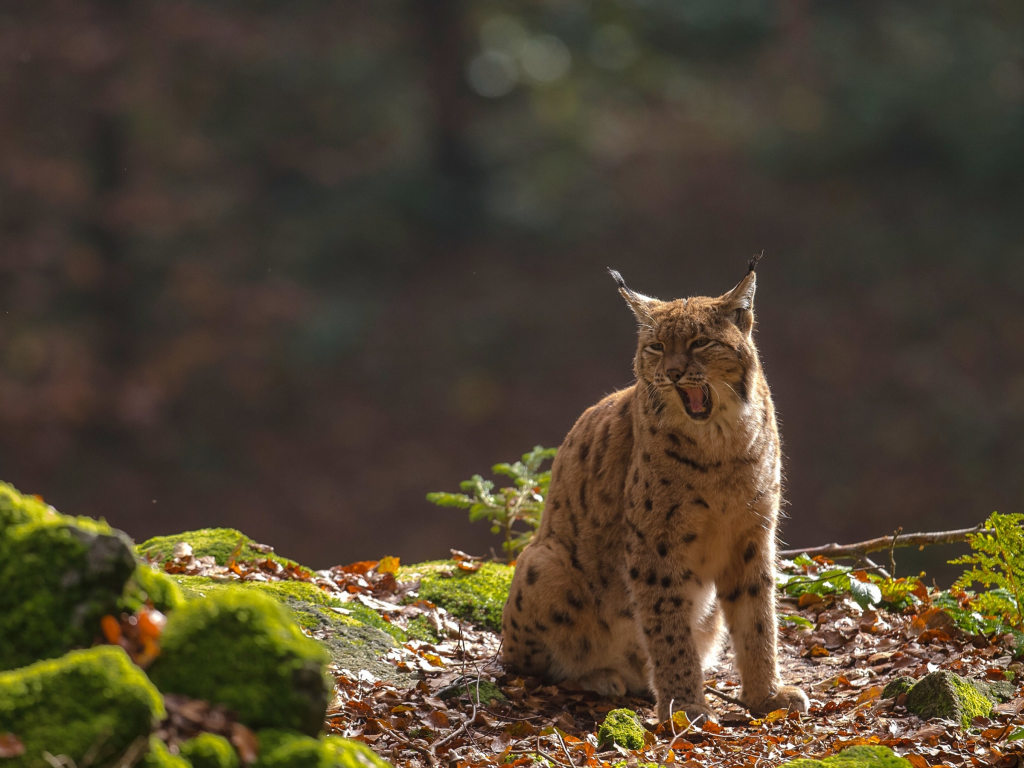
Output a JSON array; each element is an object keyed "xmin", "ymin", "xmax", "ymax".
[
  {"xmin": 905, "ymin": 754, "xmax": 929, "ymax": 768},
  {"xmin": 377, "ymin": 556, "xmax": 400, "ymax": 574},
  {"xmin": 855, "ymin": 686, "xmax": 883, "ymax": 705},
  {"xmin": 230, "ymin": 723, "xmax": 260, "ymax": 764},
  {"xmin": 100, "ymin": 614, "xmax": 122, "ymax": 645},
  {"xmin": 426, "ymin": 710, "xmax": 450, "ymax": 729}
]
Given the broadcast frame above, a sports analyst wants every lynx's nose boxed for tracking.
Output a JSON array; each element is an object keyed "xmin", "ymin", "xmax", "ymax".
[{"xmin": 666, "ymin": 368, "xmax": 684, "ymax": 383}]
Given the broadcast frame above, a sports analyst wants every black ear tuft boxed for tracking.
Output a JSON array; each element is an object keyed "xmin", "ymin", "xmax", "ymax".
[
  {"xmin": 747, "ymin": 252, "xmax": 763, "ymax": 274},
  {"xmin": 607, "ymin": 268, "xmax": 626, "ymax": 290}
]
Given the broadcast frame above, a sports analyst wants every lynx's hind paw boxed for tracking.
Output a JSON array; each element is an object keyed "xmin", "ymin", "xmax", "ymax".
[
  {"xmin": 577, "ymin": 668, "xmax": 627, "ymax": 698},
  {"xmin": 749, "ymin": 685, "xmax": 809, "ymax": 716}
]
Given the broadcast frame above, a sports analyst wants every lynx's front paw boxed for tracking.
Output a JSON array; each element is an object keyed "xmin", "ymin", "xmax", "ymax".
[
  {"xmin": 657, "ymin": 699, "xmax": 717, "ymax": 725},
  {"xmin": 748, "ymin": 685, "xmax": 809, "ymax": 716}
]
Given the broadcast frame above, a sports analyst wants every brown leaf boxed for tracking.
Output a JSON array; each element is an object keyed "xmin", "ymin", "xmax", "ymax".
[
  {"xmin": 230, "ymin": 723, "xmax": 260, "ymax": 764},
  {"xmin": 455, "ymin": 560, "xmax": 482, "ymax": 572},
  {"xmin": 905, "ymin": 754, "xmax": 930, "ymax": 768},
  {"xmin": 810, "ymin": 645, "xmax": 830, "ymax": 658},
  {"xmin": 100, "ymin": 614, "xmax": 122, "ymax": 645},
  {"xmin": 0, "ymin": 734, "xmax": 26, "ymax": 758},
  {"xmin": 799, "ymin": 593, "xmax": 826, "ymax": 608},
  {"xmin": 909, "ymin": 724, "xmax": 945, "ymax": 742},
  {"xmin": 426, "ymin": 710, "xmax": 450, "ymax": 729}
]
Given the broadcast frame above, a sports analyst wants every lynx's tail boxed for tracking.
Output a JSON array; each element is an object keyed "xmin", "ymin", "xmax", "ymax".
[{"xmin": 695, "ymin": 592, "xmax": 725, "ymax": 670}]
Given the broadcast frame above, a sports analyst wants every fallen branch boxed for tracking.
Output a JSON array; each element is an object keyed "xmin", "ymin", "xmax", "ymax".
[{"xmin": 779, "ymin": 524, "xmax": 991, "ymax": 561}]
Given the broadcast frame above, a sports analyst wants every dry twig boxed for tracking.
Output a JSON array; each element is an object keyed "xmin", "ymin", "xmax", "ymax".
[{"xmin": 779, "ymin": 524, "xmax": 990, "ymax": 561}]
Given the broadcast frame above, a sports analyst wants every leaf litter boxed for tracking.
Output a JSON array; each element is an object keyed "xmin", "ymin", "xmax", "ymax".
[{"xmin": 122, "ymin": 543, "xmax": 1024, "ymax": 767}]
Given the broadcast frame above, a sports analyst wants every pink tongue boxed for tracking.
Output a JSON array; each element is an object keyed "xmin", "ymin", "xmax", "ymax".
[{"xmin": 685, "ymin": 387, "xmax": 705, "ymax": 413}]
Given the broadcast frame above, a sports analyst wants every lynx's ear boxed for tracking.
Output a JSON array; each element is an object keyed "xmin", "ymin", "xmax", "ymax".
[
  {"xmin": 608, "ymin": 268, "xmax": 658, "ymax": 324},
  {"xmin": 720, "ymin": 254, "xmax": 760, "ymax": 335}
]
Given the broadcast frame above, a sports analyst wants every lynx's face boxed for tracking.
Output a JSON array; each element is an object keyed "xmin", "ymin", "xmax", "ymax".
[{"xmin": 609, "ymin": 263, "xmax": 760, "ymax": 424}]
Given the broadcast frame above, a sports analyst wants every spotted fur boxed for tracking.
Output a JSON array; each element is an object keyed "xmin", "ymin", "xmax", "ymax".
[{"xmin": 501, "ymin": 260, "xmax": 808, "ymax": 722}]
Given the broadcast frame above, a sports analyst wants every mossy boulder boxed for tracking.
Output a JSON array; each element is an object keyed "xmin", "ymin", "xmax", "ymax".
[
  {"xmin": 0, "ymin": 482, "xmax": 54, "ymax": 532},
  {"xmin": 140, "ymin": 737, "xmax": 192, "ymax": 768},
  {"xmin": 0, "ymin": 646, "xmax": 165, "ymax": 768},
  {"xmin": 781, "ymin": 745, "xmax": 912, "ymax": 767},
  {"xmin": 881, "ymin": 677, "xmax": 915, "ymax": 699},
  {"xmin": 400, "ymin": 560, "xmax": 513, "ymax": 632},
  {"xmin": 905, "ymin": 671, "xmax": 994, "ymax": 726},
  {"xmin": 167, "ymin": 575, "xmax": 411, "ymax": 684},
  {"xmin": 437, "ymin": 677, "xmax": 508, "ymax": 706},
  {"xmin": 180, "ymin": 734, "xmax": 239, "ymax": 768},
  {"xmin": 255, "ymin": 729, "xmax": 391, "ymax": 768},
  {"xmin": 0, "ymin": 512, "xmax": 138, "ymax": 670},
  {"xmin": 597, "ymin": 709, "xmax": 646, "ymax": 750},
  {"xmin": 137, "ymin": 528, "xmax": 300, "ymax": 569},
  {"xmin": 124, "ymin": 564, "xmax": 187, "ymax": 613},
  {"xmin": 147, "ymin": 591, "xmax": 332, "ymax": 736}
]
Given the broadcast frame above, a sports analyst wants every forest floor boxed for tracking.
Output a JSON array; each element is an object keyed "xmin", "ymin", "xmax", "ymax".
[{"xmin": 312, "ymin": 559, "xmax": 1024, "ymax": 768}]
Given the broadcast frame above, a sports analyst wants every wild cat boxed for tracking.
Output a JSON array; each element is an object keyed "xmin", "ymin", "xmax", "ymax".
[{"xmin": 500, "ymin": 257, "xmax": 808, "ymax": 722}]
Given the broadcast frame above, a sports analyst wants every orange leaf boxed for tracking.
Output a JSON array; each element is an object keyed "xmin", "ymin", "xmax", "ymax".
[
  {"xmin": 855, "ymin": 686, "xmax": 883, "ymax": 705},
  {"xmin": 905, "ymin": 755, "xmax": 929, "ymax": 768},
  {"xmin": 810, "ymin": 645, "xmax": 830, "ymax": 658},
  {"xmin": 377, "ymin": 556, "xmax": 400, "ymax": 575},
  {"xmin": 100, "ymin": 615, "xmax": 122, "ymax": 645},
  {"xmin": 799, "ymin": 593, "xmax": 825, "ymax": 608},
  {"xmin": 136, "ymin": 608, "xmax": 166, "ymax": 644},
  {"xmin": 0, "ymin": 734, "xmax": 26, "ymax": 758},
  {"xmin": 456, "ymin": 560, "xmax": 482, "ymax": 572},
  {"xmin": 340, "ymin": 560, "xmax": 379, "ymax": 575}
]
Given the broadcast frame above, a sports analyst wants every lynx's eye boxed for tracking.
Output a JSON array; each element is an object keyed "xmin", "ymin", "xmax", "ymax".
[
  {"xmin": 645, "ymin": 343, "xmax": 664, "ymax": 353},
  {"xmin": 690, "ymin": 337, "xmax": 714, "ymax": 349}
]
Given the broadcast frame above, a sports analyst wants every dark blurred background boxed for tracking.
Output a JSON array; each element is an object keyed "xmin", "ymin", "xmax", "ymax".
[{"xmin": 2, "ymin": 0, "xmax": 1022, "ymax": 583}]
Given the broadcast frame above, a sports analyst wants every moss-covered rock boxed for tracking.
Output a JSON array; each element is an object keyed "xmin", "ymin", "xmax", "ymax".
[
  {"xmin": 139, "ymin": 737, "xmax": 193, "ymax": 768},
  {"xmin": 180, "ymin": 734, "xmax": 239, "ymax": 768},
  {"xmin": 0, "ymin": 646, "xmax": 165, "ymax": 768},
  {"xmin": 437, "ymin": 677, "xmax": 508, "ymax": 706},
  {"xmin": 781, "ymin": 745, "xmax": 912, "ymax": 767},
  {"xmin": 147, "ymin": 591, "xmax": 331, "ymax": 736},
  {"xmin": 597, "ymin": 709, "xmax": 646, "ymax": 750},
  {"xmin": 124, "ymin": 564, "xmax": 187, "ymax": 613},
  {"xmin": 904, "ymin": 670, "xmax": 994, "ymax": 727},
  {"xmin": 0, "ymin": 482, "xmax": 54, "ymax": 532},
  {"xmin": 881, "ymin": 677, "xmax": 915, "ymax": 699},
  {"xmin": 137, "ymin": 528, "xmax": 300, "ymax": 569},
  {"xmin": 255, "ymin": 729, "xmax": 391, "ymax": 768},
  {"xmin": 0, "ymin": 514, "xmax": 138, "ymax": 670},
  {"xmin": 405, "ymin": 615, "xmax": 441, "ymax": 643},
  {"xmin": 166, "ymin": 575, "xmax": 411, "ymax": 683},
  {"xmin": 400, "ymin": 560, "xmax": 513, "ymax": 632}
]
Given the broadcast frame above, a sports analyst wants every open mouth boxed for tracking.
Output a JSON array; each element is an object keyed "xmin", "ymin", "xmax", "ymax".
[{"xmin": 678, "ymin": 384, "xmax": 713, "ymax": 421}]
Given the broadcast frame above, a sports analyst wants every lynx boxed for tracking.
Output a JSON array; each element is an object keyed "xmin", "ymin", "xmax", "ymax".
[{"xmin": 500, "ymin": 257, "xmax": 808, "ymax": 722}]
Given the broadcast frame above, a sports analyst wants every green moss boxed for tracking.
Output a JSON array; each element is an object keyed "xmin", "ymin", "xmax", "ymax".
[
  {"xmin": 123, "ymin": 564, "xmax": 187, "ymax": 613},
  {"xmin": 180, "ymin": 734, "xmax": 239, "ymax": 768},
  {"xmin": 0, "ymin": 517, "xmax": 138, "ymax": 670},
  {"xmin": 400, "ymin": 560, "xmax": 513, "ymax": 631},
  {"xmin": 147, "ymin": 590, "xmax": 331, "ymax": 736},
  {"xmin": 0, "ymin": 482, "xmax": 54, "ymax": 533},
  {"xmin": 904, "ymin": 671, "xmax": 993, "ymax": 727},
  {"xmin": 437, "ymin": 677, "xmax": 508, "ymax": 706},
  {"xmin": 881, "ymin": 677, "xmax": 914, "ymax": 699},
  {"xmin": 597, "ymin": 709, "xmax": 646, "ymax": 750},
  {"xmin": 140, "ymin": 738, "xmax": 193, "ymax": 768},
  {"xmin": 137, "ymin": 528, "xmax": 302, "ymax": 569},
  {"xmin": 166, "ymin": 576, "xmax": 410, "ymax": 684},
  {"xmin": 0, "ymin": 646, "xmax": 165, "ymax": 768},
  {"xmin": 405, "ymin": 615, "xmax": 441, "ymax": 643},
  {"xmin": 255, "ymin": 729, "xmax": 391, "ymax": 768},
  {"xmin": 781, "ymin": 745, "xmax": 912, "ymax": 767}
]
